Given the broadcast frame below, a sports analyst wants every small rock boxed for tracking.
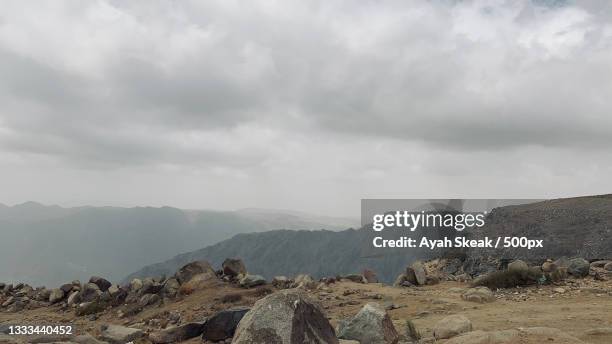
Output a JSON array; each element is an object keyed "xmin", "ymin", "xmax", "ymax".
[
  {"xmin": 461, "ymin": 287, "xmax": 494, "ymax": 303},
  {"xmin": 100, "ymin": 325, "xmax": 143, "ymax": 344},
  {"xmin": 567, "ymin": 258, "xmax": 590, "ymax": 277},
  {"xmin": 239, "ymin": 274, "xmax": 266, "ymax": 288},
  {"xmin": 49, "ymin": 289, "xmax": 65, "ymax": 304},
  {"xmin": 149, "ymin": 322, "xmax": 205, "ymax": 344}
]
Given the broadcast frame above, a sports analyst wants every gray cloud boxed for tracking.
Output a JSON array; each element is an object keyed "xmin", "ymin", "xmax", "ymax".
[{"xmin": 0, "ymin": 0, "xmax": 611, "ymax": 215}]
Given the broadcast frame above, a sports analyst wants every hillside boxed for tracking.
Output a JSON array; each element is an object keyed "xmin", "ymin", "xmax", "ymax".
[
  {"xmin": 127, "ymin": 195, "xmax": 612, "ymax": 284},
  {"xmin": 0, "ymin": 203, "xmax": 357, "ymax": 287}
]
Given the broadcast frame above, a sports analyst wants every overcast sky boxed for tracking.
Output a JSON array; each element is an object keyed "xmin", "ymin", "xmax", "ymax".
[{"xmin": 0, "ymin": 0, "xmax": 611, "ymax": 217}]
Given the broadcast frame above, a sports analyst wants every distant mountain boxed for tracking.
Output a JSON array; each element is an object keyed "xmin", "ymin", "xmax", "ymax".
[
  {"xmin": 0, "ymin": 203, "xmax": 357, "ymax": 287},
  {"xmin": 126, "ymin": 195, "xmax": 612, "ymax": 284}
]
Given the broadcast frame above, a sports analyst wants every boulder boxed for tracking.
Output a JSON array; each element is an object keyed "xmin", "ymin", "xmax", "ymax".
[
  {"xmin": 201, "ymin": 308, "xmax": 249, "ymax": 341},
  {"xmin": 239, "ymin": 274, "xmax": 266, "ymax": 288},
  {"xmin": 554, "ymin": 257, "xmax": 571, "ymax": 269},
  {"xmin": 507, "ymin": 260, "xmax": 529, "ymax": 275},
  {"xmin": 139, "ymin": 278, "xmax": 163, "ymax": 295},
  {"xmin": 107, "ymin": 285, "xmax": 120, "ymax": 297},
  {"xmin": 149, "ymin": 322, "xmax": 205, "ymax": 344},
  {"xmin": 567, "ymin": 258, "xmax": 590, "ymax": 277},
  {"xmin": 393, "ymin": 274, "xmax": 408, "ymax": 287},
  {"xmin": 232, "ymin": 289, "xmax": 338, "ymax": 344},
  {"xmin": 362, "ymin": 269, "xmax": 378, "ymax": 283},
  {"xmin": 343, "ymin": 274, "xmax": 366, "ymax": 283},
  {"xmin": 49, "ymin": 289, "xmax": 65, "ymax": 304},
  {"xmin": 67, "ymin": 291, "xmax": 81, "ymax": 306},
  {"xmin": 60, "ymin": 283, "xmax": 74, "ymax": 294},
  {"xmin": 100, "ymin": 325, "xmax": 143, "ymax": 344},
  {"xmin": 80, "ymin": 283, "xmax": 102, "ymax": 302},
  {"xmin": 179, "ymin": 273, "xmax": 217, "ymax": 294},
  {"xmin": 163, "ymin": 278, "xmax": 180, "ymax": 296},
  {"xmin": 433, "ymin": 315, "xmax": 472, "ymax": 339},
  {"xmin": 461, "ymin": 287, "xmax": 495, "ymax": 303},
  {"xmin": 605, "ymin": 262, "xmax": 612, "ymax": 272},
  {"xmin": 89, "ymin": 276, "xmax": 111, "ymax": 292},
  {"xmin": 138, "ymin": 293, "xmax": 160, "ymax": 307},
  {"xmin": 272, "ymin": 276, "xmax": 292, "ymax": 289},
  {"xmin": 175, "ymin": 261, "xmax": 215, "ymax": 284},
  {"xmin": 293, "ymin": 274, "xmax": 316, "ymax": 289},
  {"xmin": 130, "ymin": 278, "xmax": 143, "ymax": 292},
  {"xmin": 337, "ymin": 303, "xmax": 399, "ymax": 344},
  {"xmin": 406, "ymin": 261, "xmax": 427, "ymax": 285},
  {"xmin": 222, "ymin": 258, "xmax": 247, "ymax": 277},
  {"xmin": 75, "ymin": 301, "xmax": 107, "ymax": 316}
]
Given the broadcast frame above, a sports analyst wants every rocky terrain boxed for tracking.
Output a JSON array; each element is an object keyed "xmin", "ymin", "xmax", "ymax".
[
  {"xmin": 2, "ymin": 255, "xmax": 612, "ymax": 344},
  {"xmin": 128, "ymin": 195, "xmax": 612, "ymax": 284}
]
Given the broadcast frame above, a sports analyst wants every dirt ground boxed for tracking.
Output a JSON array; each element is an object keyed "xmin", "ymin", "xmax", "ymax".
[{"xmin": 2, "ymin": 278, "xmax": 612, "ymax": 343}]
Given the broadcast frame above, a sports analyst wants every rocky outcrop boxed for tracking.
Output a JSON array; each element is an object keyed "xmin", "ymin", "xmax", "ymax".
[{"xmin": 232, "ymin": 289, "xmax": 338, "ymax": 344}]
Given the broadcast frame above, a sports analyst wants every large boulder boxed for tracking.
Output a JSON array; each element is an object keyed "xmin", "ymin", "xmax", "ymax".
[
  {"xmin": 337, "ymin": 303, "xmax": 399, "ymax": 344},
  {"xmin": 202, "ymin": 308, "xmax": 249, "ymax": 341},
  {"xmin": 89, "ymin": 276, "xmax": 112, "ymax": 292},
  {"xmin": 232, "ymin": 289, "xmax": 338, "ymax": 344},
  {"xmin": 567, "ymin": 258, "xmax": 590, "ymax": 277},
  {"xmin": 149, "ymin": 322, "xmax": 205, "ymax": 344},
  {"xmin": 434, "ymin": 315, "xmax": 472, "ymax": 339},
  {"xmin": 130, "ymin": 278, "xmax": 143, "ymax": 292},
  {"xmin": 100, "ymin": 325, "xmax": 143, "ymax": 344},
  {"xmin": 80, "ymin": 283, "xmax": 102, "ymax": 302},
  {"xmin": 175, "ymin": 260, "xmax": 216, "ymax": 284},
  {"xmin": 179, "ymin": 273, "xmax": 217, "ymax": 295},
  {"xmin": 222, "ymin": 258, "xmax": 247, "ymax": 277},
  {"xmin": 605, "ymin": 262, "xmax": 612, "ymax": 272},
  {"xmin": 406, "ymin": 261, "xmax": 427, "ymax": 285}
]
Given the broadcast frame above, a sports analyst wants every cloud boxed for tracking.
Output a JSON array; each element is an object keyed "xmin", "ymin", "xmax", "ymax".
[{"xmin": 0, "ymin": 0, "xmax": 611, "ymax": 214}]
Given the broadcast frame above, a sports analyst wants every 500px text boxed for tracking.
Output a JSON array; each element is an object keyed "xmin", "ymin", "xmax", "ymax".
[{"xmin": 372, "ymin": 236, "xmax": 544, "ymax": 249}]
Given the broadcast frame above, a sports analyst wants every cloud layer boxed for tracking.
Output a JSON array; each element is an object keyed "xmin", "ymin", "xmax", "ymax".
[{"xmin": 1, "ymin": 0, "xmax": 611, "ymax": 215}]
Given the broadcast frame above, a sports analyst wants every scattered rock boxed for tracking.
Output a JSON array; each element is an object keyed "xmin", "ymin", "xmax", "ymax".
[
  {"xmin": 222, "ymin": 258, "xmax": 247, "ymax": 277},
  {"xmin": 293, "ymin": 274, "xmax": 317, "ymax": 289},
  {"xmin": 175, "ymin": 261, "xmax": 216, "ymax": 284},
  {"xmin": 202, "ymin": 308, "xmax": 249, "ymax": 341},
  {"xmin": 433, "ymin": 315, "xmax": 472, "ymax": 340},
  {"xmin": 100, "ymin": 325, "xmax": 143, "ymax": 344},
  {"xmin": 363, "ymin": 269, "xmax": 378, "ymax": 283},
  {"xmin": 272, "ymin": 276, "xmax": 292, "ymax": 289},
  {"xmin": 461, "ymin": 287, "xmax": 494, "ymax": 303},
  {"xmin": 406, "ymin": 261, "xmax": 427, "ymax": 286},
  {"xmin": 89, "ymin": 277, "xmax": 111, "ymax": 292},
  {"xmin": 239, "ymin": 274, "xmax": 266, "ymax": 288},
  {"xmin": 337, "ymin": 303, "xmax": 399, "ymax": 344},
  {"xmin": 130, "ymin": 279, "xmax": 143, "ymax": 292},
  {"xmin": 149, "ymin": 322, "xmax": 205, "ymax": 344},
  {"xmin": 48, "ymin": 289, "xmax": 65, "ymax": 304},
  {"xmin": 567, "ymin": 258, "xmax": 590, "ymax": 277},
  {"xmin": 232, "ymin": 289, "xmax": 338, "ymax": 344}
]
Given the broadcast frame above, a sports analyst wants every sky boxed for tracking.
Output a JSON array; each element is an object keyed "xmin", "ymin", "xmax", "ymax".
[{"xmin": 0, "ymin": 0, "xmax": 611, "ymax": 217}]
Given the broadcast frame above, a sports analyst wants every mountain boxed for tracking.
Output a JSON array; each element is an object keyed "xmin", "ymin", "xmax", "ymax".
[
  {"xmin": 0, "ymin": 203, "xmax": 357, "ymax": 287},
  {"xmin": 126, "ymin": 195, "xmax": 612, "ymax": 284}
]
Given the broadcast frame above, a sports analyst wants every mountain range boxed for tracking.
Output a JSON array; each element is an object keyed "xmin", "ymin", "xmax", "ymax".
[{"xmin": 0, "ymin": 202, "xmax": 357, "ymax": 287}]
